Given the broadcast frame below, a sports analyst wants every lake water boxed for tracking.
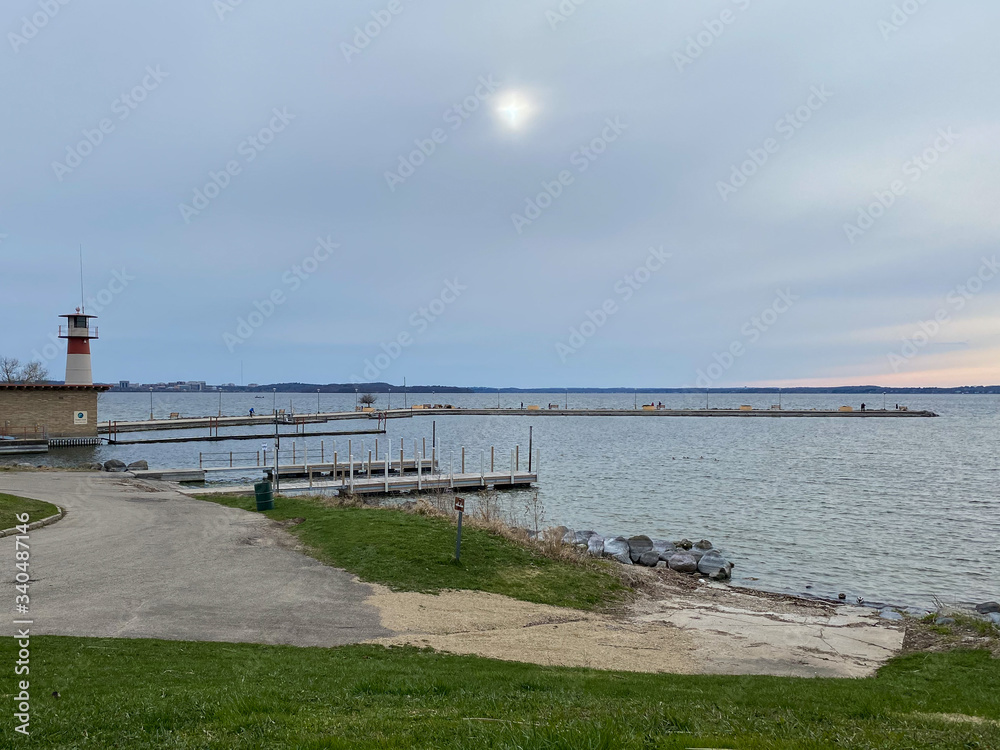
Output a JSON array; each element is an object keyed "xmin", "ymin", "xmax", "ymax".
[{"xmin": 6, "ymin": 391, "xmax": 998, "ymax": 610}]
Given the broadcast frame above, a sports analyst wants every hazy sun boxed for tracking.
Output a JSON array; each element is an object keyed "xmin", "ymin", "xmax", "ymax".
[{"xmin": 496, "ymin": 94, "xmax": 531, "ymax": 129}]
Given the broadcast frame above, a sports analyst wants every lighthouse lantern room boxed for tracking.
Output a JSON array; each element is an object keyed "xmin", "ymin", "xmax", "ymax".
[{"xmin": 58, "ymin": 309, "xmax": 98, "ymax": 386}]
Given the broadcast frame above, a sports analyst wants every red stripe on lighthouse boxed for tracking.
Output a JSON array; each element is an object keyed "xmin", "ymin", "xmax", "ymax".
[{"xmin": 67, "ymin": 338, "xmax": 91, "ymax": 355}]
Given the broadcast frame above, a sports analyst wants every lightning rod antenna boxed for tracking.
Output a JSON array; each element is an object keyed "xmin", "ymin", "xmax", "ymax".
[{"xmin": 79, "ymin": 244, "xmax": 86, "ymax": 314}]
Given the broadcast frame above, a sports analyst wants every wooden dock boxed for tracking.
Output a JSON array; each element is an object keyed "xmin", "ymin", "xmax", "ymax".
[
  {"xmin": 138, "ymin": 446, "xmax": 539, "ymax": 498},
  {"xmin": 134, "ymin": 456, "xmax": 438, "ymax": 483},
  {"xmin": 99, "ymin": 411, "xmax": 406, "ymax": 435},
  {"xmin": 189, "ymin": 468, "xmax": 538, "ymax": 498},
  {"xmin": 107, "ymin": 428, "xmax": 386, "ymax": 446}
]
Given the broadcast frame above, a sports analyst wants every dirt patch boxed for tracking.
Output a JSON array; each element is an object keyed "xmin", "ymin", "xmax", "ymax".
[
  {"xmin": 903, "ymin": 616, "xmax": 1000, "ymax": 657},
  {"xmin": 364, "ymin": 575, "xmax": 904, "ymax": 678},
  {"xmin": 363, "ymin": 586, "xmax": 698, "ymax": 674}
]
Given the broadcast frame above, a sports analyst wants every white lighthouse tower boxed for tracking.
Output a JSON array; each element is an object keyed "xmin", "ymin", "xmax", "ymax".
[{"xmin": 58, "ymin": 309, "xmax": 98, "ymax": 386}]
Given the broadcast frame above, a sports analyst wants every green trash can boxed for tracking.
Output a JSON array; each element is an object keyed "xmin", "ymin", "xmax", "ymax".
[{"xmin": 254, "ymin": 481, "xmax": 274, "ymax": 511}]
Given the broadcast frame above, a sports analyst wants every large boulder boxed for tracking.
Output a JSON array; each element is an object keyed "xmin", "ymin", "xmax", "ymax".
[
  {"xmin": 674, "ymin": 538, "xmax": 693, "ymax": 550},
  {"xmin": 126, "ymin": 460, "xmax": 149, "ymax": 471},
  {"xmin": 687, "ymin": 547, "xmax": 707, "ymax": 564},
  {"xmin": 587, "ymin": 535, "xmax": 605, "ymax": 557},
  {"xmin": 697, "ymin": 550, "xmax": 733, "ymax": 580},
  {"xmin": 667, "ymin": 553, "xmax": 698, "ymax": 573},
  {"xmin": 638, "ymin": 551, "xmax": 660, "ymax": 567},
  {"xmin": 627, "ymin": 535, "xmax": 653, "ymax": 563},
  {"xmin": 975, "ymin": 601, "xmax": 1000, "ymax": 615},
  {"xmin": 561, "ymin": 528, "xmax": 577, "ymax": 545},
  {"xmin": 694, "ymin": 539, "xmax": 714, "ymax": 550},
  {"xmin": 103, "ymin": 459, "xmax": 127, "ymax": 473},
  {"xmin": 538, "ymin": 526, "xmax": 568, "ymax": 543},
  {"xmin": 574, "ymin": 530, "xmax": 597, "ymax": 546},
  {"xmin": 81, "ymin": 462, "xmax": 104, "ymax": 471},
  {"xmin": 652, "ymin": 539, "xmax": 677, "ymax": 560},
  {"xmin": 603, "ymin": 537, "xmax": 632, "ymax": 564}
]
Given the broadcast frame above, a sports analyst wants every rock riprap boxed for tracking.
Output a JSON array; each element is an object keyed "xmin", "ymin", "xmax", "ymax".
[
  {"xmin": 602, "ymin": 537, "xmax": 632, "ymax": 564},
  {"xmin": 667, "ymin": 553, "xmax": 699, "ymax": 573},
  {"xmin": 557, "ymin": 526, "xmax": 734, "ymax": 580},
  {"xmin": 627, "ymin": 535, "xmax": 653, "ymax": 563},
  {"xmin": 697, "ymin": 550, "xmax": 734, "ymax": 581}
]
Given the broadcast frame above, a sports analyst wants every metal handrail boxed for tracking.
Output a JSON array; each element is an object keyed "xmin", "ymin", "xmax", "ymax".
[{"xmin": 58, "ymin": 326, "xmax": 99, "ymax": 337}]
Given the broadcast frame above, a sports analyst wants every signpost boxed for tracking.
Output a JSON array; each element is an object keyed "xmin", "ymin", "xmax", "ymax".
[{"xmin": 454, "ymin": 496, "xmax": 465, "ymax": 562}]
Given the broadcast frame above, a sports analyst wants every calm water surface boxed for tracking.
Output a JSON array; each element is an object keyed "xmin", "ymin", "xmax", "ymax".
[{"xmin": 7, "ymin": 391, "xmax": 998, "ymax": 609}]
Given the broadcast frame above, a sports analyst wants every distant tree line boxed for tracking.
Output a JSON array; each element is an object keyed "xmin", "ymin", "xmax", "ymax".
[{"xmin": 0, "ymin": 357, "xmax": 49, "ymax": 384}]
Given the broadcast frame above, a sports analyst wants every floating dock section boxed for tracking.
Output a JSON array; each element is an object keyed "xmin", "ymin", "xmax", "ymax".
[{"xmin": 147, "ymin": 446, "xmax": 539, "ymax": 498}]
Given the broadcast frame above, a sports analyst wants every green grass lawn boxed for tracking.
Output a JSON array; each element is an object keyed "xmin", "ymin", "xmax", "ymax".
[
  {"xmin": 3, "ymin": 636, "xmax": 998, "ymax": 749},
  {"xmin": 196, "ymin": 494, "xmax": 624, "ymax": 610},
  {"xmin": 0, "ymin": 492, "xmax": 59, "ymax": 530}
]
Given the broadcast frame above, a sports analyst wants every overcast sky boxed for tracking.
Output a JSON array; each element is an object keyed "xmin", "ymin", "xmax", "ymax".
[{"xmin": 2, "ymin": 0, "xmax": 998, "ymax": 388}]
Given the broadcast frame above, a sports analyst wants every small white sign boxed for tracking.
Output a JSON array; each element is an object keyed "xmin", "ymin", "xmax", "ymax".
[{"xmin": 74, "ymin": 411, "xmax": 88, "ymax": 425}]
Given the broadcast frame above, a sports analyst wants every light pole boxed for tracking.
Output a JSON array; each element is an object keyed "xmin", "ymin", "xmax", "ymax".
[
  {"xmin": 565, "ymin": 388, "xmax": 568, "ymax": 409},
  {"xmin": 634, "ymin": 389, "xmax": 637, "ymax": 410},
  {"xmin": 218, "ymin": 389, "xmax": 222, "ymax": 417},
  {"xmin": 317, "ymin": 389, "xmax": 320, "ymax": 414},
  {"xmin": 149, "ymin": 387, "xmax": 153, "ymax": 420},
  {"xmin": 272, "ymin": 388, "xmax": 276, "ymax": 415},
  {"xmin": 354, "ymin": 388, "xmax": 358, "ymax": 410},
  {"xmin": 403, "ymin": 377, "xmax": 407, "ymax": 408},
  {"xmin": 388, "ymin": 389, "xmax": 392, "ymax": 410},
  {"xmin": 497, "ymin": 389, "xmax": 500, "ymax": 409}
]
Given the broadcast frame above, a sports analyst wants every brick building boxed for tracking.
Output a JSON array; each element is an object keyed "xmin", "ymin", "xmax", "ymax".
[{"xmin": 0, "ymin": 383, "xmax": 112, "ymax": 439}]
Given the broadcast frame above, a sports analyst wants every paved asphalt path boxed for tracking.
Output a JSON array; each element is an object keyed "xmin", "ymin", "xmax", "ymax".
[{"xmin": 0, "ymin": 471, "xmax": 389, "ymax": 646}]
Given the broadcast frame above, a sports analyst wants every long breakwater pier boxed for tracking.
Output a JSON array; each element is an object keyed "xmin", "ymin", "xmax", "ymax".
[{"xmin": 100, "ymin": 404, "xmax": 937, "ymax": 437}]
